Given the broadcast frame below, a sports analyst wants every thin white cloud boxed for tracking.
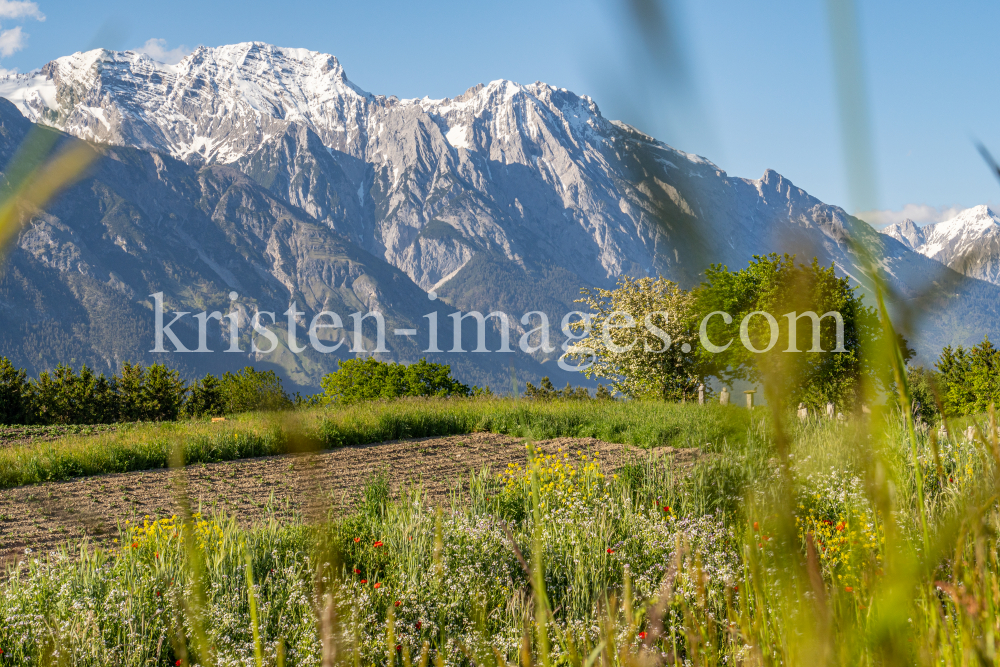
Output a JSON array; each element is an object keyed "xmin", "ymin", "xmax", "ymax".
[
  {"xmin": 0, "ymin": 0, "xmax": 43, "ymax": 21},
  {"xmin": 856, "ymin": 203, "xmax": 966, "ymax": 229},
  {"xmin": 0, "ymin": 0, "xmax": 43, "ymax": 60},
  {"xmin": 135, "ymin": 38, "xmax": 192, "ymax": 65},
  {"xmin": 0, "ymin": 25, "xmax": 25, "ymax": 57}
]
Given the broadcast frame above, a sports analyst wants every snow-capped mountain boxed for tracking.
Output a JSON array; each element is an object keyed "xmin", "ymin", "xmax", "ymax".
[
  {"xmin": 0, "ymin": 44, "xmax": 370, "ymax": 163},
  {"xmin": 881, "ymin": 205, "xmax": 1000, "ymax": 286},
  {"xmin": 0, "ymin": 42, "xmax": 997, "ymax": 385},
  {"xmin": 0, "ymin": 42, "xmax": 888, "ymax": 293}
]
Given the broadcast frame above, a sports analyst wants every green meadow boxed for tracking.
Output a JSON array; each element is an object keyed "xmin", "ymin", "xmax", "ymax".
[{"xmin": 0, "ymin": 399, "xmax": 998, "ymax": 665}]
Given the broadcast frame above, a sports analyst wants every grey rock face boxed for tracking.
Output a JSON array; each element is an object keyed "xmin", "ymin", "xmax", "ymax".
[
  {"xmin": 882, "ymin": 219, "xmax": 924, "ymax": 250},
  {"xmin": 1, "ymin": 43, "xmax": 999, "ymax": 382},
  {"xmin": 0, "ymin": 43, "xmax": 912, "ymax": 294}
]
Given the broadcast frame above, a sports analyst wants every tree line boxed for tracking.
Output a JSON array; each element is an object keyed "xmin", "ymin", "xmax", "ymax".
[{"xmin": 0, "ymin": 359, "xmax": 293, "ymax": 425}]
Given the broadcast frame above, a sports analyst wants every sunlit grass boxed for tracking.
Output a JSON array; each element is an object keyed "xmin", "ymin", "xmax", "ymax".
[
  {"xmin": 2, "ymin": 408, "xmax": 998, "ymax": 665},
  {"xmin": 0, "ymin": 398, "xmax": 753, "ymax": 489}
]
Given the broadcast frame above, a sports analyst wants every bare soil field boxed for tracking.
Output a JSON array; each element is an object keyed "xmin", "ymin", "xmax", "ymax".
[{"xmin": 0, "ymin": 433, "xmax": 702, "ymax": 568}]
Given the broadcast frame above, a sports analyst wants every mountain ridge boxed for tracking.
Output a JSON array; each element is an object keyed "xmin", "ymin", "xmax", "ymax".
[
  {"xmin": 881, "ymin": 205, "xmax": 1000, "ymax": 287},
  {"xmin": 0, "ymin": 43, "xmax": 997, "ymax": 387}
]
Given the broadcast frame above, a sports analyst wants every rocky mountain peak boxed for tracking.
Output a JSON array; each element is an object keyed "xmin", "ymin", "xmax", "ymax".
[
  {"xmin": 881, "ymin": 218, "xmax": 925, "ymax": 250},
  {"xmin": 0, "ymin": 41, "xmax": 995, "ymax": 383},
  {"xmin": 880, "ymin": 205, "xmax": 1000, "ymax": 286}
]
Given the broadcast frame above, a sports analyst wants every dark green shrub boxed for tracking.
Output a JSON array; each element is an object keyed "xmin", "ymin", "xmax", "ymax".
[
  {"xmin": 906, "ymin": 365, "xmax": 940, "ymax": 425},
  {"xmin": 142, "ymin": 364, "xmax": 187, "ymax": 421}
]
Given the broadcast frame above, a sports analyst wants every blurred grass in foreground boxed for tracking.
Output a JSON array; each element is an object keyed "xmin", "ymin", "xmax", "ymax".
[
  {"xmin": 0, "ymin": 398, "xmax": 752, "ymax": 489},
  {"xmin": 1, "ymin": 407, "xmax": 998, "ymax": 665}
]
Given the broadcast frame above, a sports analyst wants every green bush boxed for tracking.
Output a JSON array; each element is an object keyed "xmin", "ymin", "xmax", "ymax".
[
  {"xmin": 320, "ymin": 357, "xmax": 482, "ymax": 404},
  {"xmin": 906, "ymin": 364, "xmax": 940, "ymax": 424},
  {"xmin": 218, "ymin": 366, "xmax": 292, "ymax": 413}
]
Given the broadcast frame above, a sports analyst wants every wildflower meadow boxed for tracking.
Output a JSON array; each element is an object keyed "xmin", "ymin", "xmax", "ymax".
[{"xmin": 0, "ymin": 402, "xmax": 998, "ymax": 665}]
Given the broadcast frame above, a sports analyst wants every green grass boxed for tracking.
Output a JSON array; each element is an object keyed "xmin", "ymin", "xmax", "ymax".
[
  {"xmin": 0, "ymin": 423, "xmax": 120, "ymax": 443},
  {"xmin": 2, "ymin": 407, "xmax": 998, "ymax": 665},
  {"xmin": 0, "ymin": 398, "xmax": 753, "ymax": 489}
]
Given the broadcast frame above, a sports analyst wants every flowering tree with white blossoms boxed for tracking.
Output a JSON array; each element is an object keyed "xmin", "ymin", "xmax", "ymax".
[{"xmin": 567, "ymin": 276, "xmax": 703, "ymax": 400}]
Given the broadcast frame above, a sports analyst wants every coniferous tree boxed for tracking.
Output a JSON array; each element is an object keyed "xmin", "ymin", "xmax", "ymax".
[
  {"xmin": 936, "ymin": 336, "xmax": 1000, "ymax": 416},
  {"xmin": 116, "ymin": 362, "xmax": 147, "ymax": 422},
  {"xmin": 142, "ymin": 363, "xmax": 187, "ymax": 421},
  {"xmin": 0, "ymin": 357, "xmax": 29, "ymax": 425},
  {"xmin": 185, "ymin": 374, "xmax": 223, "ymax": 418}
]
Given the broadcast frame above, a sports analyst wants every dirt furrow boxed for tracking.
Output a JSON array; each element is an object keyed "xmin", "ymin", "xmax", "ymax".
[{"xmin": 0, "ymin": 434, "xmax": 697, "ymax": 567}]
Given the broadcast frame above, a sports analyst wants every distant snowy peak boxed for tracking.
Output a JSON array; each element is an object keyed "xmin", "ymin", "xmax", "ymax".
[
  {"xmin": 0, "ymin": 42, "xmax": 373, "ymax": 163},
  {"xmin": 880, "ymin": 205, "xmax": 1000, "ymax": 285},
  {"xmin": 0, "ymin": 41, "xmax": 909, "ymax": 300},
  {"xmin": 882, "ymin": 218, "xmax": 924, "ymax": 250},
  {"xmin": 922, "ymin": 205, "xmax": 1000, "ymax": 250},
  {"xmin": 0, "ymin": 44, "xmax": 619, "ymax": 169}
]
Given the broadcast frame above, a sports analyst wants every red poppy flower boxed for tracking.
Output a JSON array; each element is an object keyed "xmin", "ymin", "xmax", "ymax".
[
  {"xmin": 753, "ymin": 522, "xmax": 759, "ymax": 531},
  {"xmin": 395, "ymin": 600, "xmax": 402, "ymax": 607},
  {"xmin": 373, "ymin": 541, "xmax": 384, "ymax": 547},
  {"xmin": 354, "ymin": 537, "xmax": 361, "ymax": 543},
  {"xmin": 396, "ymin": 645, "xmax": 402, "ymax": 652},
  {"xmin": 417, "ymin": 621, "xmax": 422, "ymax": 630},
  {"xmin": 131, "ymin": 542, "xmax": 139, "ymax": 548},
  {"xmin": 156, "ymin": 591, "xmax": 162, "ymax": 597},
  {"xmin": 638, "ymin": 631, "xmax": 647, "ymax": 640},
  {"xmin": 606, "ymin": 548, "xmax": 614, "ymax": 554},
  {"xmin": 845, "ymin": 586, "xmax": 854, "ymax": 593},
  {"xmin": 662, "ymin": 506, "xmax": 670, "ymax": 512},
  {"xmin": 176, "ymin": 661, "xmax": 182, "ymax": 666},
  {"xmin": 154, "ymin": 553, "xmax": 159, "ymax": 559},
  {"xmin": 354, "ymin": 568, "xmax": 361, "ymax": 574},
  {"xmin": 374, "ymin": 582, "xmax": 381, "ymax": 589},
  {"xmin": 360, "ymin": 579, "xmax": 368, "ymax": 584}
]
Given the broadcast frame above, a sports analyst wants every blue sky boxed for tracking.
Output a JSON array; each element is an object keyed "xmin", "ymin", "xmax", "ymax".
[{"xmin": 0, "ymin": 0, "xmax": 996, "ymax": 226}]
